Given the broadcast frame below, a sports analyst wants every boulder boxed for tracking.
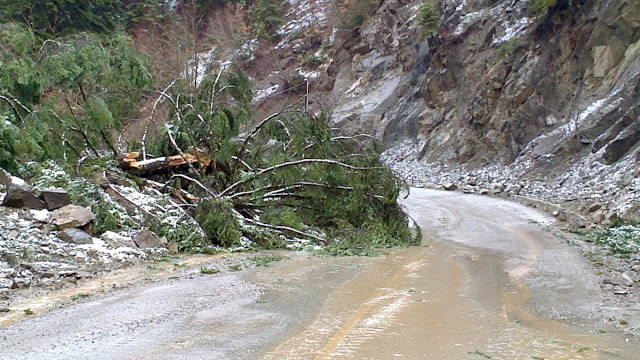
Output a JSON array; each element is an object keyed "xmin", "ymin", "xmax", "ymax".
[
  {"xmin": 58, "ymin": 228, "xmax": 93, "ymax": 245},
  {"xmin": 1, "ymin": 253, "xmax": 18, "ymax": 267},
  {"xmin": 572, "ymin": 219, "xmax": 586, "ymax": 229},
  {"xmin": 41, "ymin": 188, "xmax": 71, "ymax": 210},
  {"xmin": 602, "ymin": 211, "xmax": 619, "ymax": 226},
  {"xmin": 0, "ymin": 168, "xmax": 10, "ymax": 186},
  {"xmin": 588, "ymin": 202, "xmax": 602, "ymax": 213},
  {"xmin": 134, "ymin": 230, "xmax": 161, "ymax": 249},
  {"xmin": 1, "ymin": 177, "xmax": 31, "ymax": 208},
  {"xmin": 442, "ymin": 182, "xmax": 457, "ymax": 191},
  {"xmin": 592, "ymin": 210, "xmax": 605, "ymax": 224},
  {"xmin": 557, "ymin": 210, "xmax": 568, "ymax": 221},
  {"xmin": 23, "ymin": 193, "xmax": 45, "ymax": 210},
  {"xmin": 53, "ymin": 205, "xmax": 96, "ymax": 230}
]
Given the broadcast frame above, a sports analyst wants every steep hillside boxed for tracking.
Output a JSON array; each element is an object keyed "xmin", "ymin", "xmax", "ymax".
[{"xmin": 298, "ymin": 0, "xmax": 640, "ymax": 221}]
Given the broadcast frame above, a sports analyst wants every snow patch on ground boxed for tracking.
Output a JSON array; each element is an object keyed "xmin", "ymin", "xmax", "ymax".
[{"xmin": 382, "ymin": 137, "xmax": 640, "ymax": 220}]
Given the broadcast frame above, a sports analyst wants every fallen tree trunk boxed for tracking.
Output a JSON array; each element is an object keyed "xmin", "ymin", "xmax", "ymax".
[{"xmin": 119, "ymin": 152, "xmax": 211, "ymax": 176}]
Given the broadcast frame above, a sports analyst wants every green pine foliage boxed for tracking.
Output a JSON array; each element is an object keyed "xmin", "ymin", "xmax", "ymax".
[
  {"xmin": 1, "ymin": 0, "xmax": 123, "ymax": 38},
  {"xmin": 0, "ymin": 24, "xmax": 153, "ymax": 168},
  {"xmin": 151, "ymin": 71, "xmax": 416, "ymax": 252},
  {"xmin": 529, "ymin": 0, "xmax": 558, "ymax": 15},
  {"xmin": 246, "ymin": 0, "xmax": 284, "ymax": 41},
  {"xmin": 417, "ymin": 0, "xmax": 440, "ymax": 35}
]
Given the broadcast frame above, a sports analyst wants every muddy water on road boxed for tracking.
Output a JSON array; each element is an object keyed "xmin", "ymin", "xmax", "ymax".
[
  {"xmin": 254, "ymin": 189, "xmax": 640, "ymax": 359},
  {"xmin": 256, "ymin": 241, "xmax": 637, "ymax": 359},
  {"xmin": 2, "ymin": 189, "xmax": 639, "ymax": 359}
]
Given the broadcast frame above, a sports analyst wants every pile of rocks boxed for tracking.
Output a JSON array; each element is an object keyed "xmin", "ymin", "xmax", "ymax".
[{"xmin": 0, "ymin": 169, "xmax": 172, "ymax": 300}]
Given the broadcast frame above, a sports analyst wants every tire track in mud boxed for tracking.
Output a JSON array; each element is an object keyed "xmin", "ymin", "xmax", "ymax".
[{"xmin": 263, "ymin": 251, "xmax": 428, "ymax": 359}]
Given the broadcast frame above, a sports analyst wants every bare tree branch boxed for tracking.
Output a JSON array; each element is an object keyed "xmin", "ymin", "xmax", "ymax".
[
  {"xmin": 243, "ymin": 217, "xmax": 325, "ymax": 242},
  {"xmin": 166, "ymin": 174, "xmax": 218, "ymax": 199},
  {"xmin": 221, "ymin": 158, "xmax": 382, "ymax": 197},
  {"xmin": 144, "ymin": 79, "xmax": 178, "ymax": 160}
]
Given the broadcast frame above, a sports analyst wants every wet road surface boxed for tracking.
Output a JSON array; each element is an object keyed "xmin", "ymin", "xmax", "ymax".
[{"xmin": 1, "ymin": 188, "xmax": 639, "ymax": 359}]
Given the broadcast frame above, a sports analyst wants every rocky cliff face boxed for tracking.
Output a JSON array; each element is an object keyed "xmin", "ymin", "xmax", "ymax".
[
  {"xmin": 318, "ymin": 0, "xmax": 640, "ymax": 219},
  {"xmin": 330, "ymin": 0, "xmax": 639, "ymax": 161}
]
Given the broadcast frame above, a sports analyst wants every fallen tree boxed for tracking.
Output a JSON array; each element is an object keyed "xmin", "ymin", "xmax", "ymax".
[{"xmin": 122, "ymin": 69, "xmax": 418, "ymax": 253}]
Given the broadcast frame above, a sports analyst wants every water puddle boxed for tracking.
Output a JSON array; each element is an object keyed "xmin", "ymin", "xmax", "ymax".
[{"xmin": 260, "ymin": 240, "xmax": 639, "ymax": 359}]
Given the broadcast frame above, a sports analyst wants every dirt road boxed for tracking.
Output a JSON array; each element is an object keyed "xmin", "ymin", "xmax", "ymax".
[{"xmin": 1, "ymin": 189, "xmax": 638, "ymax": 359}]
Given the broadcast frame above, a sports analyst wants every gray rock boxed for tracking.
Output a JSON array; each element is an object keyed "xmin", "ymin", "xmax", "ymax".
[
  {"xmin": 58, "ymin": 270, "xmax": 79, "ymax": 278},
  {"xmin": 558, "ymin": 211, "xmax": 568, "ymax": 221},
  {"xmin": 572, "ymin": 219, "xmax": 586, "ymax": 228},
  {"xmin": 602, "ymin": 211, "xmax": 619, "ymax": 226},
  {"xmin": 588, "ymin": 202, "xmax": 602, "ymax": 213},
  {"xmin": 1, "ymin": 253, "xmax": 18, "ymax": 267},
  {"xmin": 134, "ymin": 230, "xmax": 161, "ymax": 249},
  {"xmin": 41, "ymin": 188, "xmax": 71, "ymax": 211},
  {"xmin": 592, "ymin": 210, "xmax": 606, "ymax": 224},
  {"xmin": 330, "ymin": 29, "xmax": 354, "ymax": 48},
  {"xmin": 53, "ymin": 205, "xmax": 96, "ymax": 230},
  {"xmin": 58, "ymin": 228, "xmax": 93, "ymax": 245},
  {"xmin": 1, "ymin": 176, "xmax": 31, "ymax": 208},
  {"xmin": 23, "ymin": 192, "xmax": 45, "ymax": 210},
  {"xmin": 0, "ymin": 278, "xmax": 13, "ymax": 289}
]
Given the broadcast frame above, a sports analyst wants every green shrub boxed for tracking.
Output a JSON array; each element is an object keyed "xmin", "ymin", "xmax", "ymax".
[
  {"xmin": 247, "ymin": 0, "xmax": 283, "ymax": 41},
  {"xmin": 588, "ymin": 222, "xmax": 640, "ymax": 254},
  {"xmin": 347, "ymin": 14, "xmax": 365, "ymax": 30},
  {"xmin": 529, "ymin": 0, "xmax": 558, "ymax": 15},
  {"xmin": 260, "ymin": 207, "xmax": 305, "ymax": 231},
  {"xmin": 417, "ymin": 0, "xmax": 441, "ymax": 35},
  {"xmin": 301, "ymin": 54, "xmax": 323, "ymax": 68},
  {"xmin": 245, "ymin": 254, "xmax": 283, "ymax": 267},
  {"xmin": 0, "ymin": 113, "xmax": 20, "ymax": 174},
  {"xmin": 496, "ymin": 37, "xmax": 519, "ymax": 59},
  {"xmin": 196, "ymin": 198, "xmax": 243, "ymax": 247}
]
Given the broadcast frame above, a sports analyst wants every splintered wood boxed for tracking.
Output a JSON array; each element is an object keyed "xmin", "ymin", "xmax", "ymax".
[{"xmin": 119, "ymin": 151, "xmax": 211, "ymax": 176}]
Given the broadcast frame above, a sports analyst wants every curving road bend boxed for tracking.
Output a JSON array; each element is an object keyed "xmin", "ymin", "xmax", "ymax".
[{"xmin": 1, "ymin": 188, "xmax": 639, "ymax": 359}]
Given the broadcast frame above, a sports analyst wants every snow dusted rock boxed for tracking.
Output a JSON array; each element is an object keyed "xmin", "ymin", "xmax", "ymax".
[
  {"xmin": 30, "ymin": 209, "xmax": 50, "ymax": 223},
  {"xmin": 134, "ymin": 230, "xmax": 161, "ymax": 249},
  {"xmin": 58, "ymin": 228, "xmax": 94, "ymax": 245},
  {"xmin": 2, "ymin": 176, "xmax": 32, "ymax": 208},
  {"xmin": 41, "ymin": 188, "xmax": 71, "ymax": 211},
  {"xmin": 53, "ymin": 205, "xmax": 96, "ymax": 230},
  {"xmin": 0, "ymin": 278, "xmax": 13, "ymax": 290}
]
